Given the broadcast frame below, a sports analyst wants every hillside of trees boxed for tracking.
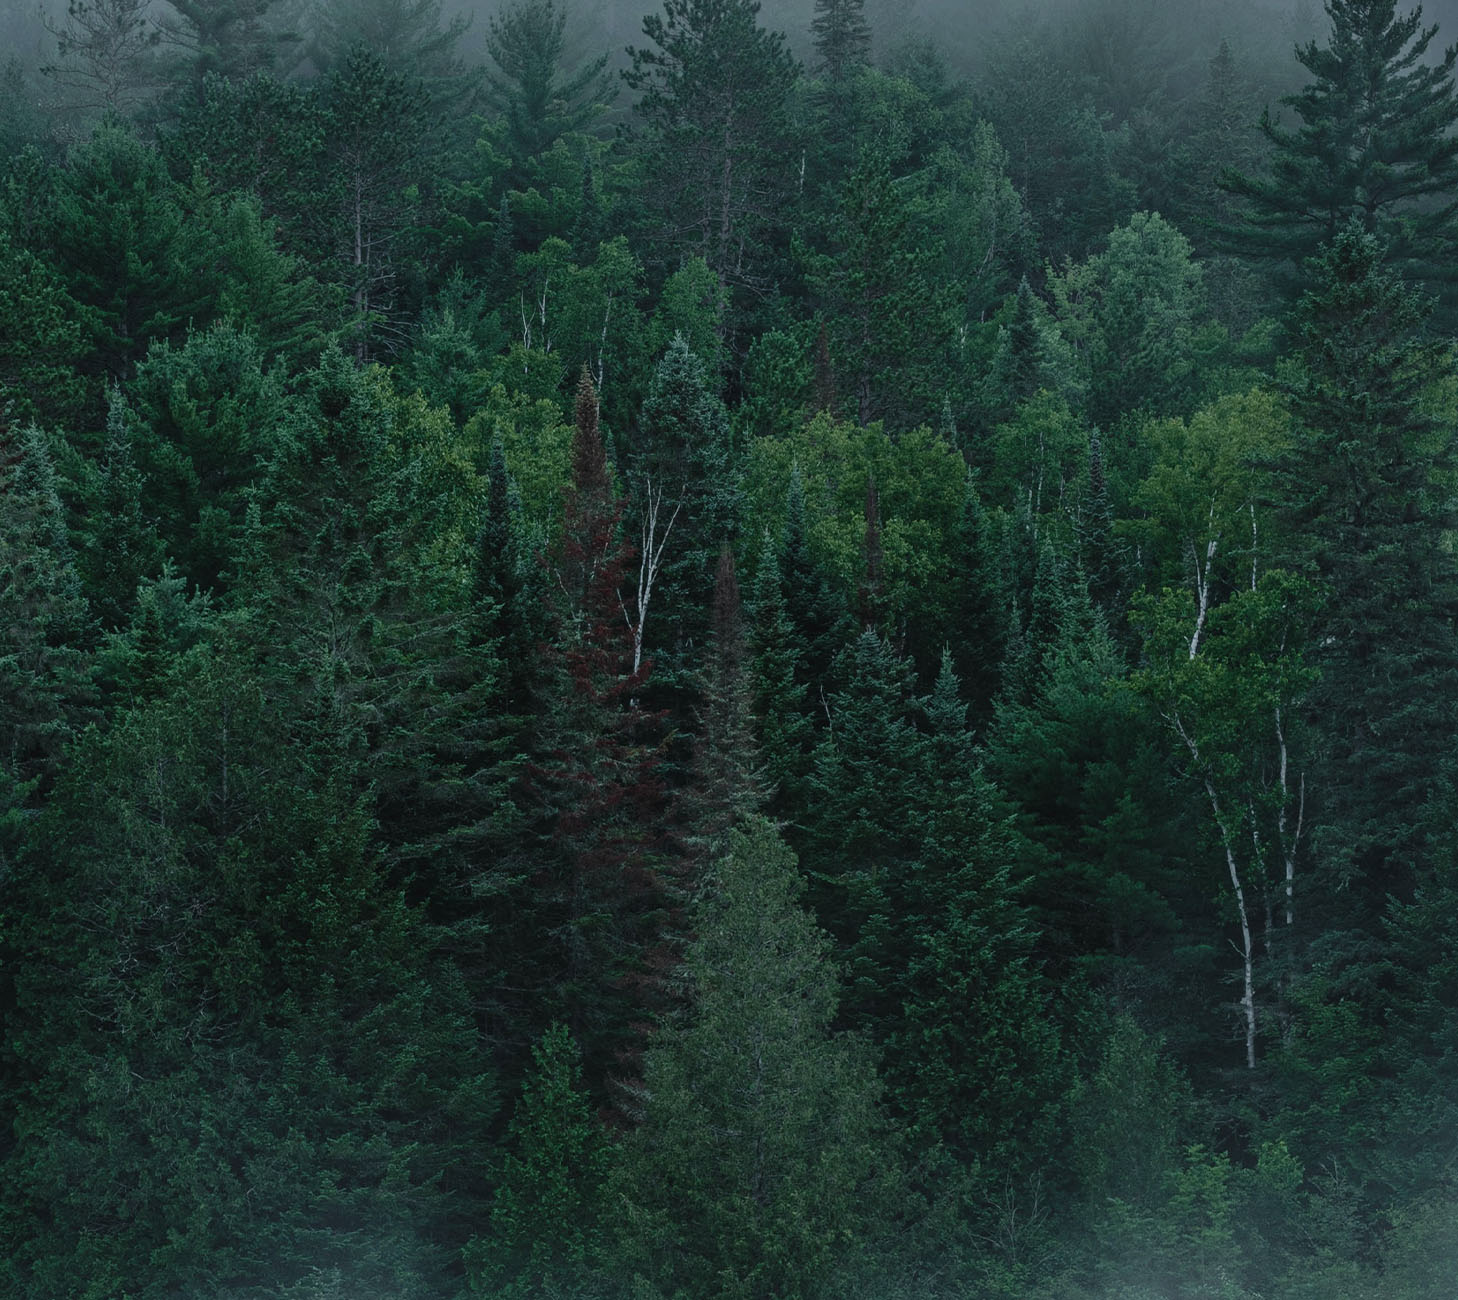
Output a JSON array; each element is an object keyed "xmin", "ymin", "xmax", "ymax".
[{"xmin": 2, "ymin": 0, "xmax": 1457, "ymax": 1295}]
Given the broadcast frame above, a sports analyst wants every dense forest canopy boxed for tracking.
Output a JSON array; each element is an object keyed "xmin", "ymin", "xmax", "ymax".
[{"xmin": 1, "ymin": 0, "xmax": 1457, "ymax": 1296}]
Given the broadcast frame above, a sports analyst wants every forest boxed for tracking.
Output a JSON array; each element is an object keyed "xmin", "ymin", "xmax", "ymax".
[{"xmin": 1, "ymin": 0, "xmax": 1456, "ymax": 1294}]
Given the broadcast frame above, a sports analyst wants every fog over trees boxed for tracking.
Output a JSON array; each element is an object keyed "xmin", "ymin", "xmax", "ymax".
[{"xmin": 2, "ymin": 0, "xmax": 1458, "ymax": 1297}]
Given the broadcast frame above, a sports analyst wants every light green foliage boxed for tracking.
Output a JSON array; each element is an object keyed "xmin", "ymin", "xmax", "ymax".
[
  {"xmin": 1049, "ymin": 211, "xmax": 1220, "ymax": 427},
  {"xmin": 989, "ymin": 390, "xmax": 1088, "ymax": 523},
  {"xmin": 613, "ymin": 819, "xmax": 893, "ymax": 1300},
  {"xmin": 743, "ymin": 411, "xmax": 965, "ymax": 631},
  {"xmin": 648, "ymin": 256, "xmax": 726, "ymax": 380},
  {"xmin": 464, "ymin": 381, "xmax": 573, "ymax": 528},
  {"xmin": 466, "ymin": 1023, "xmax": 607, "ymax": 1297},
  {"xmin": 1128, "ymin": 388, "xmax": 1291, "ymax": 593}
]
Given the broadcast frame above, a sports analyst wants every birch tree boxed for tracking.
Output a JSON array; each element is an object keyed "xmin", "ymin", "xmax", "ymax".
[{"xmin": 1133, "ymin": 571, "xmax": 1318, "ymax": 1068}]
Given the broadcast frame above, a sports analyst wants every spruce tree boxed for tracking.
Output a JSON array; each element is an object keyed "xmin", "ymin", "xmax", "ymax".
[
  {"xmin": 629, "ymin": 334, "xmax": 739, "ymax": 673},
  {"xmin": 0, "ymin": 421, "xmax": 95, "ymax": 801},
  {"xmin": 525, "ymin": 368, "xmax": 677, "ymax": 1102},
  {"xmin": 465, "ymin": 1023, "xmax": 607, "ymax": 1297},
  {"xmin": 811, "ymin": 0, "xmax": 871, "ymax": 82},
  {"xmin": 1280, "ymin": 221, "xmax": 1458, "ymax": 917},
  {"xmin": 613, "ymin": 819, "xmax": 892, "ymax": 1299},
  {"xmin": 749, "ymin": 531, "xmax": 814, "ymax": 821}
]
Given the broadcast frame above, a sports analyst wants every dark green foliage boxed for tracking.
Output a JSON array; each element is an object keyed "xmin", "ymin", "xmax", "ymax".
[
  {"xmin": 0, "ymin": 639, "xmax": 497, "ymax": 1299},
  {"xmin": 1280, "ymin": 222, "xmax": 1458, "ymax": 911},
  {"xmin": 465, "ymin": 1023, "xmax": 607, "ymax": 1297},
  {"xmin": 484, "ymin": 0, "xmax": 611, "ymax": 172},
  {"xmin": 4, "ymin": 8, "xmax": 1457, "ymax": 1294},
  {"xmin": 0, "ymin": 224, "xmax": 87, "ymax": 427},
  {"xmin": 522, "ymin": 370, "xmax": 677, "ymax": 1102},
  {"xmin": 78, "ymin": 384, "xmax": 165, "ymax": 627},
  {"xmin": 1220, "ymin": 0, "xmax": 1458, "ymax": 293},
  {"xmin": 629, "ymin": 333, "xmax": 739, "ymax": 672},
  {"xmin": 126, "ymin": 322, "xmax": 285, "ymax": 594},
  {"xmin": 812, "ymin": 0, "xmax": 871, "ymax": 82},
  {"xmin": 625, "ymin": 0, "xmax": 799, "ymax": 293},
  {"xmin": 749, "ymin": 530, "xmax": 815, "ymax": 820},
  {"xmin": 0, "ymin": 421, "xmax": 95, "ymax": 807},
  {"xmin": 803, "ymin": 143, "xmax": 948, "ymax": 429}
]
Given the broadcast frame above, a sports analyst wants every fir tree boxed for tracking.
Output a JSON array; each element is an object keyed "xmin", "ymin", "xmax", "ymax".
[
  {"xmin": 613, "ymin": 819, "xmax": 893, "ymax": 1299},
  {"xmin": 465, "ymin": 1023, "xmax": 607, "ymax": 1297}
]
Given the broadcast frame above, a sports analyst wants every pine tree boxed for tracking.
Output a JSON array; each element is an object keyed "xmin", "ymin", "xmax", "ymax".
[
  {"xmin": 811, "ymin": 0, "xmax": 871, "ymax": 82},
  {"xmin": 803, "ymin": 629, "xmax": 926, "ymax": 1030},
  {"xmin": 484, "ymin": 0, "xmax": 611, "ymax": 171},
  {"xmin": 1219, "ymin": 0, "xmax": 1458, "ymax": 292},
  {"xmin": 624, "ymin": 0, "xmax": 799, "ymax": 293}
]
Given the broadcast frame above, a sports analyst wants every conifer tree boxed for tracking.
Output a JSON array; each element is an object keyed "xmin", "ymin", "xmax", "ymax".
[
  {"xmin": 625, "ymin": 0, "xmax": 799, "ymax": 293},
  {"xmin": 465, "ymin": 1023, "xmax": 607, "ymax": 1297},
  {"xmin": 749, "ymin": 531, "xmax": 814, "ymax": 821},
  {"xmin": 1220, "ymin": 0, "xmax": 1458, "ymax": 292},
  {"xmin": 1279, "ymin": 221, "xmax": 1458, "ymax": 915},
  {"xmin": 811, "ymin": 0, "xmax": 871, "ymax": 82},
  {"xmin": 613, "ymin": 819, "xmax": 892, "ymax": 1299},
  {"xmin": 526, "ymin": 368, "xmax": 676, "ymax": 1100},
  {"xmin": 0, "ymin": 421, "xmax": 95, "ymax": 802},
  {"xmin": 946, "ymin": 473, "xmax": 1008, "ymax": 716},
  {"xmin": 628, "ymin": 334, "xmax": 739, "ymax": 673},
  {"xmin": 686, "ymin": 547, "xmax": 769, "ymax": 858},
  {"xmin": 79, "ymin": 385, "xmax": 163, "ymax": 629},
  {"xmin": 484, "ymin": 0, "xmax": 611, "ymax": 170}
]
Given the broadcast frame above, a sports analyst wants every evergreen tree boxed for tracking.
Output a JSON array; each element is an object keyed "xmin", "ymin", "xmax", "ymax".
[
  {"xmin": 629, "ymin": 333, "xmax": 739, "ymax": 671},
  {"xmin": 686, "ymin": 547, "xmax": 769, "ymax": 859},
  {"xmin": 945, "ymin": 472, "xmax": 1008, "ymax": 717},
  {"xmin": 525, "ymin": 368, "xmax": 676, "ymax": 1102},
  {"xmin": 1220, "ymin": 0, "xmax": 1458, "ymax": 293},
  {"xmin": 1279, "ymin": 221, "xmax": 1458, "ymax": 920},
  {"xmin": 811, "ymin": 0, "xmax": 871, "ymax": 82},
  {"xmin": 465, "ymin": 1023, "xmax": 607, "ymax": 1297},
  {"xmin": 749, "ymin": 530, "xmax": 814, "ymax": 821},
  {"xmin": 316, "ymin": 47, "xmax": 432, "ymax": 360},
  {"xmin": 153, "ymin": 0, "xmax": 298, "ymax": 104},
  {"xmin": 484, "ymin": 0, "xmax": 612, "ymax": 171},
  {"xmin": 79, "ymin": 383, "xmax": 164, "ymax": 628},
  {"xmin": 624, "ymin": 0, "xmax": 799, "ymax": 294},
  {"xmin": 613, "ymin": 819, "xmax": 893, "ymax": 1300},
  {"xmin": 0, "ymin": 640, "xmax": 497, "ymax": 1299}
]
